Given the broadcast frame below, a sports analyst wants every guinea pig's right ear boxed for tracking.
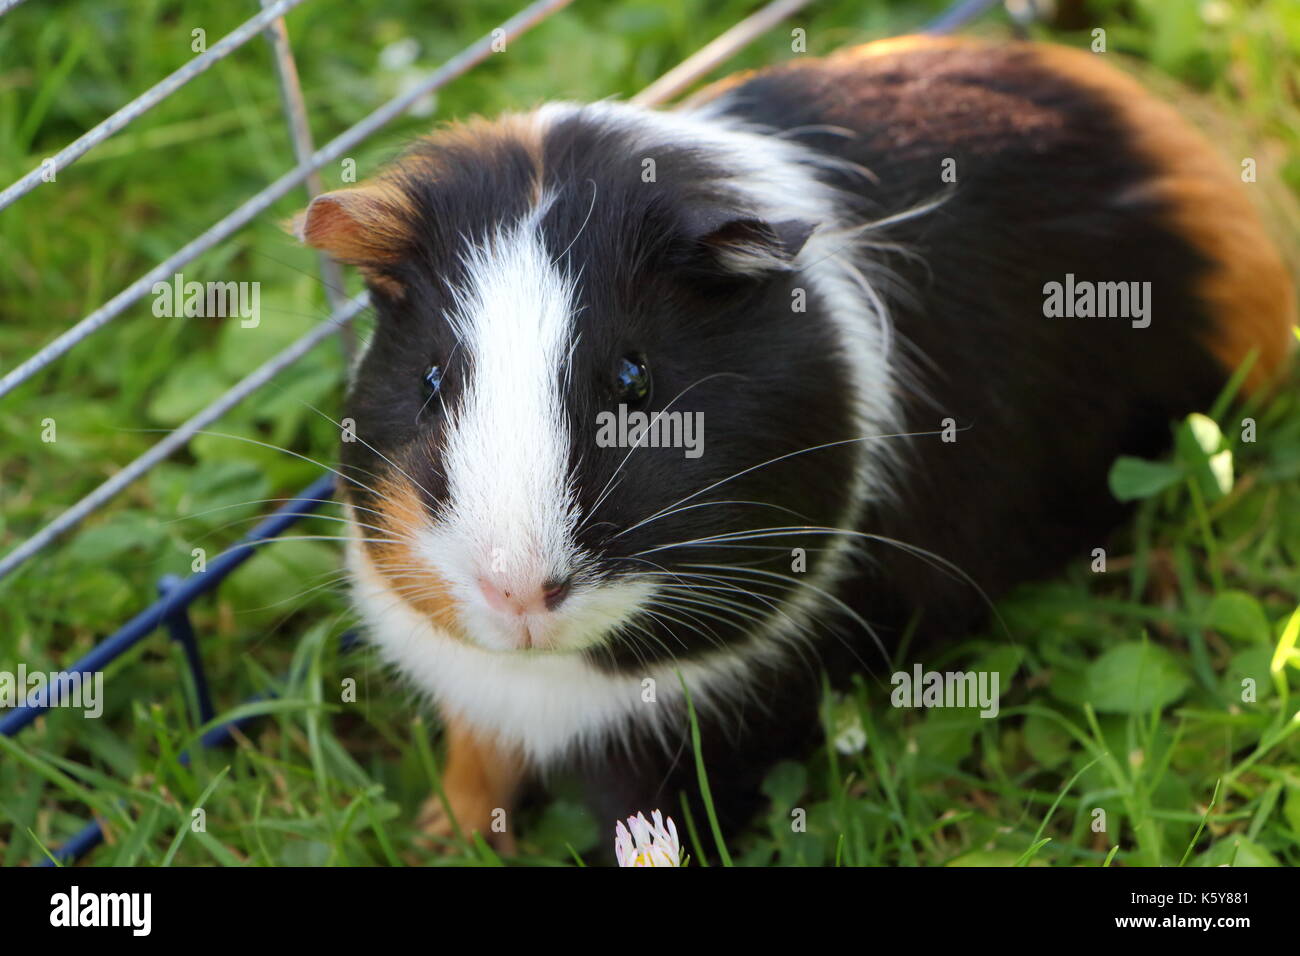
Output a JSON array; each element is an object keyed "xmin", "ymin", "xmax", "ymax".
[
  {"xmin": 287, "ymin": 184, "xmax": 412, "ymax": 297},
  {"xmin": 679, "ymin": 205, "xmax": 816, "ymax": 278}
]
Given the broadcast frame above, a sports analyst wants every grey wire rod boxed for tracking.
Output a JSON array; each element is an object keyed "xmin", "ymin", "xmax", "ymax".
[
  {"xmin": 0, "ymin": 292, "xmax": 370, "ymax": 584},
  {"xmin": 925, "ymin": 0, "xmax": 1004, "ymax": 33},
  {"xmin": 1, "ymin": 0, "xmax": 985, "ymax": 582},
  {"xmin": 0, "ymin": 0, "xmax": 310, "ymax": 214},
  {"xmin": 0, "ymin": 0, "xmax": 575, "ymax": 401},
  {"xmin": 631, "ymin": 0, "xmax": 816, "ymax": 107},
  {"xmin": 258, "ymin": 0, "xmax": 355, "ymax": 365},
  {"xmin": 0, "ymin": 0, "xmax": 575, "ymax": 580}
]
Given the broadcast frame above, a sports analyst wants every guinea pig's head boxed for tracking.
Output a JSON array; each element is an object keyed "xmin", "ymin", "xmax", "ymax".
[{"xmin": 297, "ymin": 106, "xmax": 863, "ymax": 667}]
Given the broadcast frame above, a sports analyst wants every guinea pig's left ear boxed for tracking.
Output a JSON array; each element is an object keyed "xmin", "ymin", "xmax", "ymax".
[
  {"xmin": 683, "ymin": 207, "xmax": 816, "ymax": 276},
  {"xmin": 286, "ymin": 184, "xmax": 412, "ymax": 295}
]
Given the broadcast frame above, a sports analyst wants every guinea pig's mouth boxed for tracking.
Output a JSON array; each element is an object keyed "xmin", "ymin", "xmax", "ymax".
[
  {"xmin": 355, "ymin": 546, "xmax": 652, "ymax": 655},
  {"xmin": 450, "ymin": 562, "xmax": 657, "ymax": 655},
  {"xmin": 346, "ymin": 501, "xmax": 653, "ymax": 655}
]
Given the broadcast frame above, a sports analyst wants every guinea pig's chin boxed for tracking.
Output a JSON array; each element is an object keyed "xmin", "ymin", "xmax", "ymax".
[
  {"xmin": 457, "ymin": 609, "xmax": 605, "ymax": 655},
  {"xmin": 454, "ymin": 578, "xmax": 658, "ymax": 656}
]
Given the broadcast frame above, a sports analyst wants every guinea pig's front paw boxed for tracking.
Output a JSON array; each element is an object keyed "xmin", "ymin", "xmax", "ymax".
[
  {"xmin": 409, "ymin": 716, "xmax": 524, "ymax": 859},
  {"xmin": 413, "ymin": 789, "xmax": 517, "ymax": 857}
]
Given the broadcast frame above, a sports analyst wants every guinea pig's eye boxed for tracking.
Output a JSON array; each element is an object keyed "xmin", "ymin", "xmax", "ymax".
[
  {"xmin": 613, "ymin": 354, "xmax": 651, "ymax": 406},
  {"xmin": 422, "ymin": 365, "xmax": 444, "ymax": 397}
]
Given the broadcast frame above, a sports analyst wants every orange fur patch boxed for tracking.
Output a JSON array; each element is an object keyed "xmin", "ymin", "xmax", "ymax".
[
  {"xmin": 839, "ymin": 34, "xmax": 974, "ymax": 61},
  {"xmin": 682, "ymin": 35, "xmax": 973, "ymax": 108},
  {"xmin": 351, "ymin": 477, "xmax": 527, "ymax": 844},
  {"xmin": 290, "ymin": 182, "xmax": 413, "ymax": 297},
  {"xmin": 421, "ymin": 112, "xmax": 546, "ymax": 205},
  {"xmin": 361, "ymin": 474, "xmax": 465, "ymax": 636},
  {"xmin": 294, "ymin": 183, "xmax": 413, "ymax": 263},
  {"xmin": 1025, "ymin": 43, "xmax": 1296, "ymax": 392},
  {"xmin": 291, "ymin": 113, "xmax": 546, "ymax": 296},
  {"xmin": 698, "ymin": 35, "xmax": 1295, "ymax": 392},
  {"xmin": 437, "ymin": 715, "xmax": 526, "ymax": 837},
  {"xmin": 677, "ymin": 69, "xmax": 758, "ymax": 110}
]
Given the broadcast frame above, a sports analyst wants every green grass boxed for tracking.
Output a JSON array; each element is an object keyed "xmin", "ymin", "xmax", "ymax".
[{"xmin": 1, "ymin": 0, "xmax": 1298, "ymax": 866}]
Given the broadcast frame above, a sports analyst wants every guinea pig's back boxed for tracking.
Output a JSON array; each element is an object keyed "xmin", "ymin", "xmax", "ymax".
[
  {"xmin": 695, "ymin": 36, "xmax": 1295, "ymax": 626},
  {"xmin": 700, "ymin": 35, "xmax": 1293, "ymax": 390}
]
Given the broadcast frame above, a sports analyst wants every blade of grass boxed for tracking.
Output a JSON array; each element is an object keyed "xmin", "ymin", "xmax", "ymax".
[
  {"xmin": 678, "ymin": 671, "xmax": 732, "ymax": 866},
  {"xmin": 1178, "ymin": 778, "xmax": 1221, "ymax": 866},
  {"xmin": 1015, "ymin": 755, "xmax": 1101, "ymax": 866},
  {"xmin": 677, "ymin": 790, "xmax": 709, "ymax": 867}
]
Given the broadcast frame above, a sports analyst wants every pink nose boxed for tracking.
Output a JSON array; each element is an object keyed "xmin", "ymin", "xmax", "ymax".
[{"xmin": 477, "ymin": 577, "xmax": 571, "ymax": 616}]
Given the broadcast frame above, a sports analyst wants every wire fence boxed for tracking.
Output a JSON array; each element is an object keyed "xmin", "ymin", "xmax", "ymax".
[{"xmin": 0, "ymin": 0, "xmax": 1004, "ymax": 864}]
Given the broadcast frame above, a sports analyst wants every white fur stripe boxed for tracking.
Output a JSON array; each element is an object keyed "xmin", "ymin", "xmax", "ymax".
[{"xmin": 421, "ymin": 204, "xmax": 586, "ymax": 650}]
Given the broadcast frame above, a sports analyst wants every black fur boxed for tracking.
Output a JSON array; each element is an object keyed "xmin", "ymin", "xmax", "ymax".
[
  {"xmin": 572, "ymin": 44, "xmax": 1232, "ymax": 838},
  {"xmin": 712, "ymin": 43, "xmax": 1227, "ymax": 641}
]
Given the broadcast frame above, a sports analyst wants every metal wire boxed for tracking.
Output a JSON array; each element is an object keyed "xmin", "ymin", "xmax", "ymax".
[
  {"xmin": 0, "ymin": 0, "xmax": 311, "ymax": 214},
  {"xmin": 0, "ymin": 293, "xmax": 369, "ymax": 583},
  {"xmin": 925, "ymin": 0, "xmax": 1002, "ymax": 33},
  {"xmin": 0, "ymin": 0, "xmax": 814, "ymax": 584},
  {"xmin": 257, "ymin": 0, "xmax": 356, "ymax": 366},
  {"xmin": 0, "ymin": 0, "xmax": 575, "ymax": 401},
  {"xmin": 0, "ymin": 0, "xmax": 1007, "ymax": 582},
  {"xmin": 632, "ymin": 0, "xmax": 816, "ymax": 106},
  {"xmin": 0, "ymin": 475, "xmax": 343, "ymax": 738}
]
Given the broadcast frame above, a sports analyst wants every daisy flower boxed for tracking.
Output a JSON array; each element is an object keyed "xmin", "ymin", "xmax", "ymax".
[{"xmin": 614, "ymin": 810, "xmax": 683, "ymax": 867}]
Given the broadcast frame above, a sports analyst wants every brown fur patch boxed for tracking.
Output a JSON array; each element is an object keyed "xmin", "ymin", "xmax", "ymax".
[
  {"xmin": 1024, "ymin": 42, "xmax": 1296, "ymax": 392},
  {"xmin": 362, "ymin": 474, "xmax": 465, "ymax": 636},
  {"xmin": 677, "ymin": 68, "xmax": 758, "ymax": 110},
  {"xmin": 293, "ymin": 183, "xmax": 413, "ymax": 263},
  {"xmin": 422, "ymin": 715, "xmax": 525, "ymax": 848},
  {"xmin": 352, "ymin": 478, "xmax": 528, "ymax": 850},
  {"xmin": 840, "ymin": 34, "xmax": 975, "ymax": 61},
  {"xmin": 696, "ymin": 35, "xmax": 1295, "ymax": 391},
  {"xmin": 419, "ymin": 112, "xmax": 547, "ymax": 206},
  {"xmin": 681, "ymin": 35, "xmax": 973, "ymax": 108},
  {"xmin": 291, "ymin": 183, "xmax": 413, "ymax": 298},
  {"xmin": 290, "ymin": 113, "xmax": 546, "ymax": 295}
]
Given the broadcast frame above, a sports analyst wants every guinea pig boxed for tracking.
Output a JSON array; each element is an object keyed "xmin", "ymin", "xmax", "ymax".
[{"xmin": 293, "ymin": 35, "xmax": 1295, "ymax": 852}]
